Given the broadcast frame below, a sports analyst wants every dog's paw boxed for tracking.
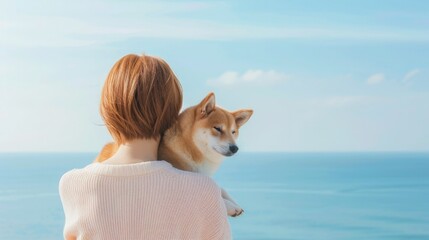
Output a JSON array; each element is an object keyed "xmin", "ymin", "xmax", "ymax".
[
  {"xmin": 231, "ymin": 208, "xmax": 244, "ymax": 217},
  {"xmin": 224, "ymin": 199, "xmax": 244, "ymax": 217}
]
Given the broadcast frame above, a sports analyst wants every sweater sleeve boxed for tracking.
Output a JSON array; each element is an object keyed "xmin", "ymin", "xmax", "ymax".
[
  {"xmin": 200, "ymin": 179, "xmax": 232, "ymax": 240},
  {"xmin": 59, "ymin": 170, "xmax": 79, "ymax": 240}
]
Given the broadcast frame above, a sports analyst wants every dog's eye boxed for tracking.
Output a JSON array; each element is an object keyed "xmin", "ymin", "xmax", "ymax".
[
  {"xmin": 213, "ymin": 126, "xmax": 222, "ymax": 133},
  {"xmin": 232, "ymin": 130, "xmax": 236, "ymax": 134}
]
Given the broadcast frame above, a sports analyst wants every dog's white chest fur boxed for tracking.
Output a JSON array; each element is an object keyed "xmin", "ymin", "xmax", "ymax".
[
  {"xmin": 194, "ymin": 158, "xmax": 223, "ymax": 176},
  {"xmin": 163, "ymin": 128, "xmax": 224, "ymax": 176},
  {"xmin": 191, "ymin": 129, "xmax": 224, "ymax": 176}
]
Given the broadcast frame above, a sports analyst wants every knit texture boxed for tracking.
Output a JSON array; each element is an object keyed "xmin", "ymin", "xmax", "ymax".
[{"xmin": 59, "ymin": 160, "xmax": 231, "ymax": 240}]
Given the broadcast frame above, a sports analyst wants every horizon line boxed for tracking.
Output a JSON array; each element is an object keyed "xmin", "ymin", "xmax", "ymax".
[{"xmin": 0, "ymin": 151, "xmax": 427, "ymax": 154}]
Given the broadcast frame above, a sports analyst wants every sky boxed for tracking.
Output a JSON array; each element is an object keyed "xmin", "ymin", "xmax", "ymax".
[{"xmin": 0, "ymin": 0, "xmax": 428, "ymax": 152}]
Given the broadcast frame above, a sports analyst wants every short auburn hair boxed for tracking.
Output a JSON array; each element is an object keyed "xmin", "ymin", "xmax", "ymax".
[{"xmin": 100, "ymin": 54, "xmax": 183, "ymax": 144}]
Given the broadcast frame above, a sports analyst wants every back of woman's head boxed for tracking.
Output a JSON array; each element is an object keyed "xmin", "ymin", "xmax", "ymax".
[{"xmin": 100, "ymin": 54, "xmax": 183, "ymax": 144}]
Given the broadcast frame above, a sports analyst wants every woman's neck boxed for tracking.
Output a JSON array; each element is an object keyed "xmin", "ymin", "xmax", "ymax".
[{"xmin": 103, "ymin": 137, "xmax": 160, "ymax": 164}]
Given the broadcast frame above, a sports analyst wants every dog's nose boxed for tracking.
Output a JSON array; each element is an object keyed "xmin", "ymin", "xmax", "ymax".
[{"xmin": 229, "ymin": 145, "xmax": 239, "ymax": 154}]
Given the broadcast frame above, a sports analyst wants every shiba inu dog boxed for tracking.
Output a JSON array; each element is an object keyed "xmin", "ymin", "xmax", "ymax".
[{"xmin": 96, "ymin": 92, "xmax": 253, "ymax": 217}]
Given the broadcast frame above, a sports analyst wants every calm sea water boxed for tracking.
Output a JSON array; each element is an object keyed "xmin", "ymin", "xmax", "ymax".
[{"xmin": 0, "ymin": 152, "xmax": 428, "ymax": 240}]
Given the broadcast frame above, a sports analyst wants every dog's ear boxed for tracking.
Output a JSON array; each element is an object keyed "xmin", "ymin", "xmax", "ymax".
[
  {"xmin": 232, "ymin": 109, "xmax": 253, "ymax": 128},
  {"xmin": 199, "ymin": 92, "xmax": 216, "ymax": 117}
]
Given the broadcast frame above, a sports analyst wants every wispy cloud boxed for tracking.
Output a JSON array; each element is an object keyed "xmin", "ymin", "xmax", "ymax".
[
  {"xmin": 2, "ymin": 1, "xmax": 429, "ymax": 47},
  {"xmin": 4, "ymin": 21, "xmax": 429, "ymax": 47},
  {"xmin": 367, "ymin": 73, "xmax": 385, "ymax": 85},
  {"xmin": 403, "ymin": 69, "xmax": 421, "ymax": 82},
  {"xmin": 207, "ymin": 69, "xmax": 288, "ymax": 87}
]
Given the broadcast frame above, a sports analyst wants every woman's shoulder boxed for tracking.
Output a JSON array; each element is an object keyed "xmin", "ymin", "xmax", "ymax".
[
  {"xmin": 162, "ymin": 164, "xmax": 211, "ymax": 180},
  {"xmin": 58, "ymin": 163, "xmax": 101, "ymax": 194},
  {"xmin": 58, "ymin": 161, "xmax": 222, "ymax": 200},
  {"xmin": 162, "ymin": 166, "xmax": 222, "ymax": 195},
  {"xmin": 58, "ymin": 167, "xmax": 87, "ymax": 192}
]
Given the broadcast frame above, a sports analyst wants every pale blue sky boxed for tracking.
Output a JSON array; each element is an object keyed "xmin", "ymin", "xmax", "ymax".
[{"xmin": 0, "ymin": 0, "xmax": 428, "ymax": 152}]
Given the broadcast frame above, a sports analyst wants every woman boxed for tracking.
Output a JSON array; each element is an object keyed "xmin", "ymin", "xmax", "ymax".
[{"xmin": 59, "ymin": 54, "xmax": 231, "ymax": 240}]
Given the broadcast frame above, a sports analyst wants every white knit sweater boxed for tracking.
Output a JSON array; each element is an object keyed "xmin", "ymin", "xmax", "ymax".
[{"xmin": 59, "ymin": 160, "xmax": 232, "ymax": 240}]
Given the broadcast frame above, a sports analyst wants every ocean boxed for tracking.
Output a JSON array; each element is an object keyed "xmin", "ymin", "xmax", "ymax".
[{"xmin": 0, "ymin": 152, "xmax": 428, "ymax": 240}]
